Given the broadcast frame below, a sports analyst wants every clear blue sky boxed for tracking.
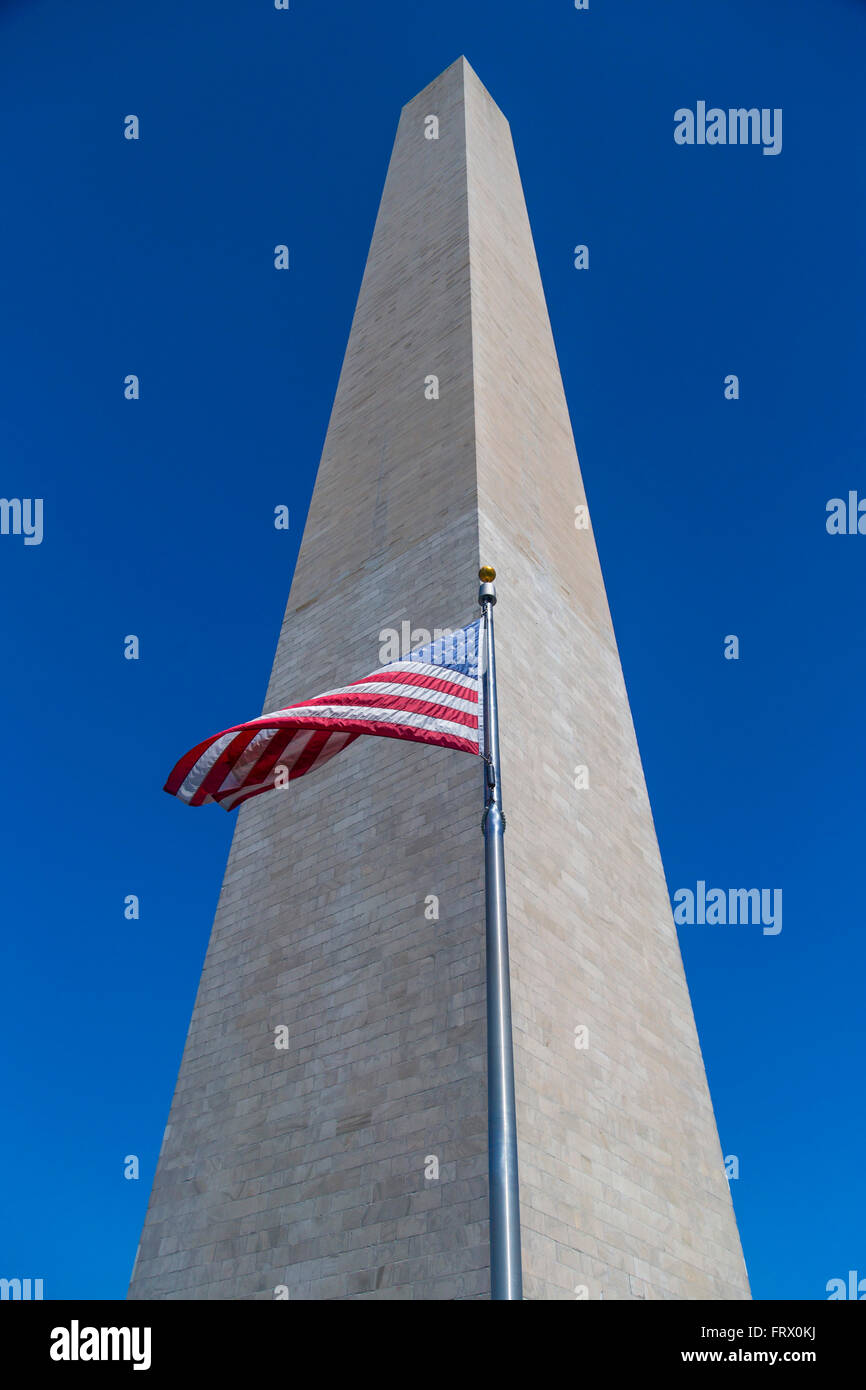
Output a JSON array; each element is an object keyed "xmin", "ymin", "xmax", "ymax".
[{"xmin": 1, "ymin": 0, "xmax": 863, "ymax": 1300}]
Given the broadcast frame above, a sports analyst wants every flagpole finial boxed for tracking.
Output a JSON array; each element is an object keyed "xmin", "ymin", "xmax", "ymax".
[{"xmin": 479, "ymin": 565, "xmax": 497, "ymax": 606}]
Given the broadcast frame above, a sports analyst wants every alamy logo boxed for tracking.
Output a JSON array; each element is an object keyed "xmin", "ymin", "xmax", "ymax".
[
  {"xmin": 674, "ymin": 103, "xmax": 782, "ymax": 156},
  {"xmin": 826, "ymin": 493, "xmax": 866, "ymax": 534},
  {"xmin": 378, "ymin": 622, "xmax": 478, "ymax": 666},
  {"xmin": 0, "ymin": 1277, "xmax": 43, "ymax": 1299},
  {"xmin": 0, "ymin": 497, "xmax": 43, "ymax": 545},
  {"xmin": 826, "ymin": 1271, "xmax": 866, "ymax": 1300},
  {"xmin": 50, "ymin": 1321, "xmax": 152, "ymax": 1371},
  {"xmin": 673, "ymin": 882, "xmax": 782, "ymax": 935}
]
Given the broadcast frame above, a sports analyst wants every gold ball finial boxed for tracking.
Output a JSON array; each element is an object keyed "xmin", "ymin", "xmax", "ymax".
[{"xmin": 478, "ymin": 565, "xmax": 496, "ymax": 583}]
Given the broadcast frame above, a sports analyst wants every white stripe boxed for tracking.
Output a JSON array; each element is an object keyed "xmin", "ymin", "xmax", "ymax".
[
  {"xmin": 216, "ymin": 730, "xmax": 319, "ymax": 809},
  {"xmin": 177, "ymin": 731, "xmax": 238, "ymax": 804},
  {"xmin": 377, "ymin": 660, "xmax": 478, "ymax": 690},
  {"xmin": 215, "ymin": 728, "xmax": 278, "ymax": 793},
  {"xmin": 262, "ymin": 702, "xmax": 478, "ymax": 742},
  {"xmin": 180, "ymin": 668, "xmax": 481, "ymax": 807},
  {"xmin": 217, "ymin": 726, "xmax": 308, "ymax": 795},
  {"xmin": 215, "ymin": 710, "xmax": 476, "ymax": 810},
  {"xmin": 276, "ymin": 679, "xmax": 478, "ymax": 717}
]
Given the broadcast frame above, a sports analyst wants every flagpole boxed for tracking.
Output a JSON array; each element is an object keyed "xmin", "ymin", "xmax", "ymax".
[{"xmin": 478, "ymin": 565, "xmax": 523, "ymax": 1301}]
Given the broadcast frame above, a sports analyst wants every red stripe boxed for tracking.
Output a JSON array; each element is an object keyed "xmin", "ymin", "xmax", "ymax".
[
  {"xmin": 288, "ymin": 691, "xmax": 478, "ymax": 729},
  {"xmin": 215, "ymin": 722, "xmax": 316, "ymax": 800},
  {"xmin": 163, "ymin": 718, "xmax": 261, "ymax": 796},
  {"xmin": 215, "ymin": 724, "xmax": 474, "ymax": 812},
  {"xmin": 221, "ymin": 726, "xmax": 297, "ymax": 798},
  {"xmin": 218, "ymin": 734, "xmax": 361, "ymax": 811},
  {"xmin": 350, "ymin": 669, "xmax": 478, "ymax": 702},
  {"xmin": 244, "ymin": 715, "xmax": 478, "ymax": 756},
  {"xmin": 164, "ymin": 731, "xmax": 221, "ymax": 796},
  {"xmin": 286, "ymin": 730, "xmax": 330, "ymax": 780},
  {"xmin": 190, "ymin": 728, "xmax": 263, "ymax": 807},
  {"xmin": 165, "ymin": 692, "xmax": 481, "ymax": 806},
  {"xmin": 223, "ymin": 728, "xmax": 475, "ymax": 811}
]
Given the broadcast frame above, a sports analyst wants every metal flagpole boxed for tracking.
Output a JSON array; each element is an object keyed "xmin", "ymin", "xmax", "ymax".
[{"xmin": 478, "ymin": 565, "xmax": 523, "ymax": 1301}]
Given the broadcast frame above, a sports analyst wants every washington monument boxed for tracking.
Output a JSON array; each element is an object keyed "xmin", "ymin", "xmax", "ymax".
[{"xmin": 129, "ymin": 57, "xmax": 749, "ymax": 1301}]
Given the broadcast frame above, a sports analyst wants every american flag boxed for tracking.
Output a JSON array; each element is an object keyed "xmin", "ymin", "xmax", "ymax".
[{"xmin": 164, "ymin": 620, "xmax": 482, "ymax": 811}]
